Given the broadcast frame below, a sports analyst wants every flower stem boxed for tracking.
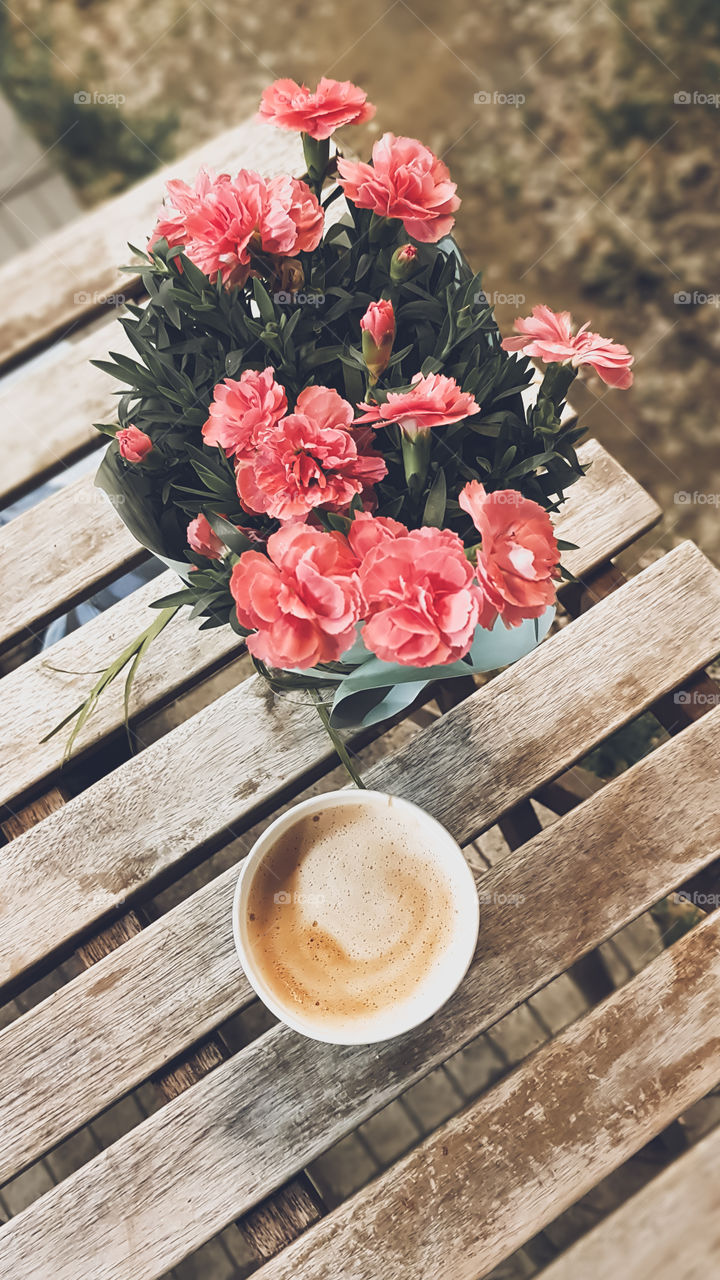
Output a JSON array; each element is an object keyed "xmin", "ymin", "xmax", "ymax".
[
  {"xmin": 311, "ymin": 690, "xmax": 366, "ymax": 789},
  {"xmin": 538, "ymin": 361, "xmax": 578, "ymax": 410},
  {"xmin": 401, "ymin": 427, "xmax": 431, "ymax": 495}
]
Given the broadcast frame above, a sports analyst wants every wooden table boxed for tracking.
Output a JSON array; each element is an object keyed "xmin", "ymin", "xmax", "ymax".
[{"xmin": 1, "ymin": 118, "xmax": 719, "ymax": 1280}]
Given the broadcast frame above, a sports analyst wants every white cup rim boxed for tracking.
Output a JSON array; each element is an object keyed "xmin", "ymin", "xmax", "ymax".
[{"xmin": 232, "ymin": 788, "xmax": 480, "ymax": 1045}]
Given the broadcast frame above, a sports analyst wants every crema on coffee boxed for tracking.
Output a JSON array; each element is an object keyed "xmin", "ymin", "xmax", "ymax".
[{"xmin": 244, "ymin": 798, "xmax": 469, "ymax": 1038}]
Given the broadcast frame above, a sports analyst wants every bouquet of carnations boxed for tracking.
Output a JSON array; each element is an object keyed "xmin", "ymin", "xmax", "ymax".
[{"xmin": 77, "ymin": 76, "xmax": 634, "ymax": 753}]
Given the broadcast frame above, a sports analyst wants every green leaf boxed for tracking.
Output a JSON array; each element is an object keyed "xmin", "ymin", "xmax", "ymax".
[
  {"xmin": 252, "ymin": 277, "xmax": 276, "ymax": 325},
  {"xmin": 204, "ymin": 511, "xmax": 254, "ymax": 556},
  {"xmin": 422, "ymin": 466, "xmax": 446, "ymax": 527},
  {"xmin": 148, "ymin": 588, "xmax": 197, "ymax": 609},
  {"xmin": 42, "ymin": 605, "xmax": 181, "ymax": 761}
]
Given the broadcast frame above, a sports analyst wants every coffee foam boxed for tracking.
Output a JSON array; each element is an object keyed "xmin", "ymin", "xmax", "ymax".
[{"xmin": 245, "ymin": 800, "xmax": 465, "ymax": 1035}]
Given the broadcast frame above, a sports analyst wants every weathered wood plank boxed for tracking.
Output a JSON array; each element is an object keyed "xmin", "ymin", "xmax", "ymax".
[
  {"xmin": 1, "ymin": 684, "xmax": 718, "ymax": 1216},
  {"xmin": 1, "ymin": 710, "xmax": 719, "ymax": 1278},
  {"xmin": 0, "ymin": 677, "xmax": 332, "ymax": 990},
  {"xmin": 0, "ymin": 121, "xmax": 303, "ymax": 370},
  {"xmin": 0, "ymin": 475, "xmax": 146, "ymax": 654},
  {"xmin": 538, "ymin": 1126, "xmax": 717, "ymax": 1280},
  {"xmin": 553, "ymin": 438, "xmax": 659, "ymax": 579},
  {"xmin": 252, "ymin": 913, "xmax": 720, "ymax": 1280},
  {"xmin": 1, "ymin": 542, "xmax": 718, "ymax": 993},
  {"xmin": 0, "ymin": 440, "xmax": 657, "ymax": 805},
  {"xmin": 0, "ymin": 321, "xmax": 132, "ymax": 507},
  {"xmin": 73, "ymin": 847, "xmax": 326, "ymax": 1265},
  {"xmin": 0, "ymin": 780, "xmax": 324, "ymax": 1258},
  {"xmin": 0, "ymin": 569, "xmax": 241, "ymax": 811},
  {"xmin": 536, "ymin": 1124, "xmax": 720, "ymax": 1280}
]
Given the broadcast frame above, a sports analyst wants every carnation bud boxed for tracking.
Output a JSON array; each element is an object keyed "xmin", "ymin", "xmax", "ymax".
[
  {"xmin": 360, "ymin": 299, "xmax": 396, "ymax": 384},
  {"xmin": 390, "ymin": 243, "xmax": 419, "ymax": 282},
  {"xmin": 117, "ymin": 424, "xmax": 153, "ymax": 464}
]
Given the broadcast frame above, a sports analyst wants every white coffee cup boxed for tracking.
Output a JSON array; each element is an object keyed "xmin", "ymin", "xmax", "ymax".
[{"xmin": 232, "ymin": 789, "xmax": 479, "ymax": 1045}]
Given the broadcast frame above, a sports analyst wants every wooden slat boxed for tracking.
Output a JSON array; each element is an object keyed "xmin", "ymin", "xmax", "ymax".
[
  {"xmin": 1, "ymin": 541, "xmax": 718, "ymax": 992},
  {"xmin": 554, "ymin": 438, "xmax": 659, "ymax": 579},
  {"xmin": 0, "ymin": 321, "xmax": 132, "ymax": 507},
  {"xmin": 0, "ymin": 121, "xmax": 303, "ymax": 371},
  {"xmin": 0, "ymin": 677, "xmax": 332, "ymax": 989},
  {"xmin": 0, "ymin": 569, "xmax": 241, "ymax": 811},
  {"xmin": 0, "ymin": 755, "xmax": 325, "ymax": 1260},
  {"xmin": 0, "ymin": 437, "xmax": 655, "ymax": 768},
  {"xmin": 0, "ymin": 475, "xmax": 146, "ymax": 654},
  {"xmin": 253, "ymin": 913, "xmax": 720, "ymax": 1280},
  {"xmin": 537, "ymin": 1124, "xmax": 720, "ymax": 1280},
  {"xmin": 1, "ymin": 608, "xmax": 719, "ymax": 1190},
  {"xmin": 1, "ymin": 705, "xmax": 719, "ymax": 1276}
]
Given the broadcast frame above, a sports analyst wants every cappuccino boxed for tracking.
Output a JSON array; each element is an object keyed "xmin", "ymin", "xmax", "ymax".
[{"xmin": 238, "ymin": 791, "xmax": 478, "ymax": 1042}]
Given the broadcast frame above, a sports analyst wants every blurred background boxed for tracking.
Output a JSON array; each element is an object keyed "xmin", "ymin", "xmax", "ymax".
[{"xmin": 1, "ymin": 0, "xmax": 719, "ymax": 562}]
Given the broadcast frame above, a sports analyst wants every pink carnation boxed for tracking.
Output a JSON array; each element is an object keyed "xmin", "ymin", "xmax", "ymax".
[
  {"xmin": 569, "ymin": 328, "xmax": 635, "ymax": 389},
  {"xmin": 230, "ymin": 523, "xmax": 364, "ymax": 668},
  {"xmin": 337, "ymin": 133, "xmax": 460, "ymax": 243},
  {"xmin": 355, "ymin": 371, "xmax": 479, "ymax": 438},
  {"xmin": 258, "ymin": 77, "xmax": 375, "ymax": 141},
  {"xmin": 359, "ymin": 526, "xmax": 483, "ymax": 666},
  {"xmin": 235, "ymin": 385, "xmax": 387, "ymax": 520},
  {"xmin": 147, "ymin": 168, "xmax": 231, "ymax": 253},
  {"xmin": 148, "ymin": 168, "xmax": 323, "ymax": 287},
  {"xmin": 187, "ymin": 513, "xmax": 224, "ymax": 560},
  {"xmin": 501, "ymin": 305, "xmax": 634, "ymax": 389},
  {"xmin": 347, "ymin": 510, "xmax": 407, "ymax": 558},
  {"xmin": 117, "ymin": 424, "xmax": 152, "ymax": 463},
  {"xmin": 202, "ymin": 368, "xmax": 287, "ymax": 458},
  {"xmin": 459, "ymin": 480, "xmax": 559, "ymax": 629},
  {"xmin": 261, "ymin": 175, "xmax": 325, "ymax": 255}
]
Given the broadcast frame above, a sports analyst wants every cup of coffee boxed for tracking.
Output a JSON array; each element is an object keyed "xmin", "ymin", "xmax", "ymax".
[{"xmin": 233, "ymin": 789, "xmax": 479, "ymax": 1045}]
